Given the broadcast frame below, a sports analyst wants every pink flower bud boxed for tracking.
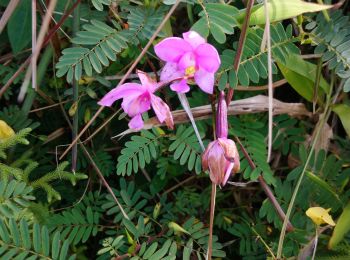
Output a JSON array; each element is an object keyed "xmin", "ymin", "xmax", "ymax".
[{"xmin": 202, "ymin": 138, "xmax": 240, "ymax": 186}]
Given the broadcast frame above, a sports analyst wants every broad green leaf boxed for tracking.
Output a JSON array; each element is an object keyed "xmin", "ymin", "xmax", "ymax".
[
  {"xmin": 237, "ymin": 0, "xmax": 332, "ymax": 25},
  {"xmin": 278, "ymin": 54, "xmax": 329, "ymax": 102},
  {"xmin": 7, "ymin": 0, "xmax": 31, "ymax": 53},
  {"xmin": 332, "ymin": 104, "xmax": 350, "ymax": 138},
  {"xmin": 329, "ymin": 202, "xmax": 350, "ymax": 249}
]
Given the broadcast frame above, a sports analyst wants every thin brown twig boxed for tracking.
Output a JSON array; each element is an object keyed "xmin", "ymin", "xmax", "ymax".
[
  {"xmin": 55, "ymin": 84, "xmax": 129, "ymax": 220},
  {"xmin": 0, "ymin": 0, "xmax": 20, "ymax": 33},
  {"xmin": 207, "ymin": 183, "xmax": 216, "ymax": 260},
  {"xmin": 226, "ymin": 0, "xmax": 255, "ymax": 105},
  {"xmin": 162, "ymin": 175, "xmax": 196, "ymax": 195},
  {"xmin": 234, "ymin": 136, "xmax": 294, "ymax": 232},
  {"xmin": 59, "ymin": 0, "xmax": 182, "ymax": 160},
  {"xmin": 0, "ymin": 0, "xmax": 82, "ymax": 99},
  {"xmin": 18, "ymin": 0, "xmax": 58, "ymax": 101}
]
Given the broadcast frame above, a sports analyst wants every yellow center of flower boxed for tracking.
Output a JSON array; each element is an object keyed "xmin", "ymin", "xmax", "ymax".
[{"xmin": 185, "ymin": 66, "xmax": 196, "ymax": 77}]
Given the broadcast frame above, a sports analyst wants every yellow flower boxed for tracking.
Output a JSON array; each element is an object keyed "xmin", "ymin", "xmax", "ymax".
[
  {"xmin": 306, "ymin": 207, "xmax": 336, "ymax": 226},
  {"xmin": 0, "ymin": 120, "xmax": 15, "ymax": 140}
]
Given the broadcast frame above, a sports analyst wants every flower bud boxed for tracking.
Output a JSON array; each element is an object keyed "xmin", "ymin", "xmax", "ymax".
[{"xmin": 202, "ymin": 138, "xmax": 240, "ymax": 186}]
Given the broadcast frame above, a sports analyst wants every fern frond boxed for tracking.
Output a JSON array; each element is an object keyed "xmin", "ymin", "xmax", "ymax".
[
  {"xmin": 132, "ymin": 239, "xmax": 176, "ymax": 260},
  {"xmin": 0, "ymin": 218, "xmax": 75, "ymax": 259},
  {"xmin": 218, "ymin": 23, "xmax": 299, "ymax": 88},
  {"xmin": 310, "ymin": 11, "xmax": 350, "ymax": 91},
  {"xmin": 168, "ymin": 125, "xmax": 203, "ymax": 174},
  {"xmin": 127, "ymin": 6, "xmax": 166, "ymax": 41},
  {"xmin": 29, "ymin": 161, "xmax": 88, "ymax": 202},
  {"xmin": 0, "ymin": 105, "xmax": 39, "ymax": 131},
  {"xmin": 101, "ymin": 179, "xmax": 150, "ymax": 222},
  {"xmin": 47, "ymin": 206, "xmax": 100, "ymax": 245},
  {"xmin": 116, "ymin": 129, "xmax": 164, "ymax": 176},
  {"xmin": 231, "ymin": 118, "xmax": 276, "ymax": 185},
  {"xmin": 272, "ymin": 115, "xmax": 305, "ymax": 155},
  {"xmin": 56, "ymin": 20, "xmax": 131, "ymax": 83},
  {"xmin": 192, "ymin": 3, "xmax": 239, "ymax": 43},
  {"xmin": 0, "ymin": 128, "xmax": 31, "ymax": 159},
  {"xmin": 0, "ymin": 180, "xmax": 35, "ymax": 219},
  {"xmin": 181, "ymin": 217, "xmax": 225, "ymax": 259}
]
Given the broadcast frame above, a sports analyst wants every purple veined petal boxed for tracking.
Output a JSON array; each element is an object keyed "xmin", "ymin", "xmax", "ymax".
[
  {"xmin": 128, "ymin": 114, "xmax": 144, "ymax": 130},
  {"xmin": 202, "ymin": 141, "xmax": 216, "ymax": 171},
  {"xmin": 124, "ymin": 92, "xmax": 151, "ymax": 117},
  {"xmin": 218, "ymin": 138, "xmax": 240, "ymax": 174},
  {"xmin": 178, "ymin": 52, "xmax": 196, "ymax": 71},
  {"xmin": 195, "ymin": 43, "xmax": 221, "ymax": 73},
  {"xmin": 170, "ymin": 79, "xmax": 190, "ymax": 93},
  {"xmin": 207, "ymin": 142, "xmax": 226, "ymax": 185},
  {"xmin": 183, "ymin": 31, "xmax": 206, "ymax": 49},
  {"xmin": 154, "ymin": 37, "xmax": 193, "ymax": 62},
  {"xmin": 216, "ymin": 91, "xmax": 228, "ymax": 139},
  {"xmin": 194, "ymin": 69, "xmax": 215, "ymax": 94},
  {"xmin": 160, "ymin": 62, "xmax": 183, "ymax": 82},
  {"xmin": 121, "ymin": 92, "xmax": 143, "ymax": 114},
  {"xmin": 136, "ymin": 70, "xmax": 156, "ymax": 91},
  {"xmin": 150, "ymin": 94, "xmax": 174, "ymax": 129},
  {"xmin": 98, "ymin": 83, "xmax": 143, "ymax": 107},
  {"xmin": 222, "ymin": 162, "xmax": 234, "ymax": 186}
]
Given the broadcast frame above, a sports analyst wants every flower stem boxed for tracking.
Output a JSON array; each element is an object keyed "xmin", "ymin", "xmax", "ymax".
[
  {"xmin": 234, "ymin": 136, "xmax": 294, "ymax": 232},
  {"xmin": 207, "ymin": 183, "xmax": 216, "ymax": 260},
  {"xmin": 312, "ymin": 227, "xmax": 319, "ymax": 260}
]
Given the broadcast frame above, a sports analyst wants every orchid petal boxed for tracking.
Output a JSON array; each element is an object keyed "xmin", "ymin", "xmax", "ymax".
[
  {"xmin": 98, "ymin": 83, "xmax": 143, "ymax": 107},
  {"xmin": 218, "ymin": 138, "xmax": 240, "ymax": 173},
  {"xmin": 160, "ymin": 62, "xmax": 183, "ymax": 82},
  {"xmin": 202, "ymin": 141, "xmax": 215, "ymax": 171},
  {"xmin": 170, "ymin": 79, "xmax": 190, "ymax": 93},
  {"xmin": 207, "ymin": 142, "xmax": 226, "ymax": 185},
  {"xmin": 154, "ymin": 37, "xmax": 192, "ymax": 62},
  {"xmin": 178, "ymin": 52, "xmax": 196, "ymax": 71},
  {"xmin": 194, "ymin": 69, "xmax": 215, "ymax": 94},
  {"xmin": 183, "ymin": 31, "xmax": 206, "ymax": 49},
  {"xmin": 216, "ymin": 91, "xmax": 228, "ymax": 139},
  {"xmin": 222, "ymin": 162, "xmax": 234, "ymax": 186},
  {"xmin": 125, "ymin": 92, "xmax": 151, "ymax": 117},
  {"xmin": 128, "ymin": 114, "xmax": 144, "ymax": 130},
  {"xmin": 195, "ymin": 43, "xmax": 221, "ymax": 73},
  {"xmin": 151, "ymin": 95, "xmax": 174, "ymax": 129},
  {"xmin": 137, "ymin": 70, "xmax": 156, "ymax": 90}
]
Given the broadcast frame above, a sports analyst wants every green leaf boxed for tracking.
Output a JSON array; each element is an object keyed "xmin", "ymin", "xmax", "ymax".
[
  {"xmin": 7, "ymin": 0, "xmax": 31, "ymax": 53},
  {"xmin": 191, "ymin": 3, "xmax": 239, "ymax": 43},
  {"xmin": 332, "ymin": 104, "xmax": 350, "ymax": 138},
  {"xmin": 237, "ymin": 0, "xmax": 332, "ymax": 26},
  {"xmin": 329, "ymin": 202, "xmax": 350, "ymax": 249},
  {"xmin": 277, "ymin": 54, "xmax": 329, "ymax": 102}
]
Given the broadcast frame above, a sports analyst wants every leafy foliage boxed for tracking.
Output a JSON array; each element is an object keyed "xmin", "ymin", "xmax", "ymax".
[
  {"xmin": 56, "ymin": 20, "xmax": 131, "ymax": 82},
  {"xmin": 0, "ymin": 218, "xmax": 75, "ymax": 260},
  {"xmin": 310, "ymin": 11, "xmax": 350, "ymax": 91},
  {"xmin": 168, "ymin": 125, "xmax": 203, "ymax": 174},
  {"xmin": 116, "ymin": 129, "xmax": 164, "ymax": 176},
  {"xmin": 192, "ymin": 3, "xmax": 239, "ymax": 43},
  {"xmin": 3, "ymin": 0, "xmax": 350, "ymax": 259},
  {"xmin": 0, "ymin": 180, "xmax": 34, "ymax": 219},
  {"xmin": 218, "ymin": 23, "xmax": 299, "ymax": 88}
]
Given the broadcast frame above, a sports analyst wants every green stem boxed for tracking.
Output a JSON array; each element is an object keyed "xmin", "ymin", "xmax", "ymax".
[
  {"xmin": 276, "ymin": 73, "xmax": 337, "ymax": 258},
  {"xmin": 312, "ymin": 227, "xmax": 319, "ymax": 260}
]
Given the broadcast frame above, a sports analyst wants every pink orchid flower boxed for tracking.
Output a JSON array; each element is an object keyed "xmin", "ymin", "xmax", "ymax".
[
  {"xmin": 98, "ymin": 70, "xmax": 174, "ymax": 130},
  {"xmin": 154, "ymin": 31, "xmax": 221, "ymax": 94},
  {"xmin": 202, "ymin": 92, "xmax": 240, "ymax": 186}
]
